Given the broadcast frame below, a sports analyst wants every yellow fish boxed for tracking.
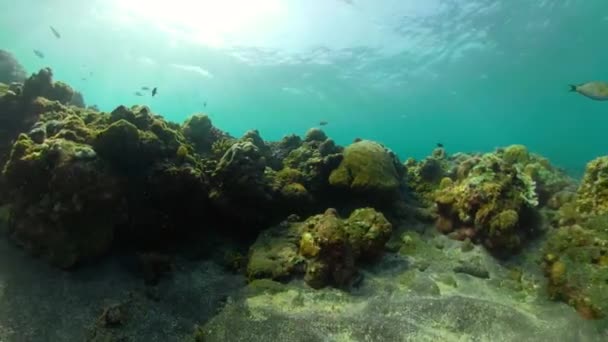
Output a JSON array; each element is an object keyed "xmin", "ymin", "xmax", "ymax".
[{"xmin": 570, "ymin": 81, "xmax": 608, "ymax": 101}]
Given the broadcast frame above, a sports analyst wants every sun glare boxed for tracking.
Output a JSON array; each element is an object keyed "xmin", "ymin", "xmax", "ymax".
[{"xmin": 113, "ymin": 0, "xmax": 285, "ymax": 47}]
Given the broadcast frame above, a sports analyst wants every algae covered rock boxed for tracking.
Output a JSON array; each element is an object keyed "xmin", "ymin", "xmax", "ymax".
[
  {"xmin": 0, "ymin": 67, "xmax": 93, "ymax": 167},
  {"xmin": 576, "ymin": 156, "xmax": 608, "ymax": 217},
  {"xmin": 541, "ymin": 156, "xmax": 608, "ymax": 319},
  {"xmin": 282, "ymin": 132, "xmax": 342, "ymax": 194},
  {"xmin": 246, "ymin": 220, "xmax": 305, "ymax": 281},
  {"xmin": 209, "ymin": 140, "xmax": 276, "ymax": 228},
  {"xmin": 2, "ymin": 134, "xmax": 125, "ymax": 268},
  {"xmin": 182, "ymin": 113, "xmax": 213, "ymax": 153},
  {"xmin": 329, "ymin": 140, "xmax": 402, "ymax": 197},
  {"xmin": 404, "ymin": 147, "xmax": 452, "ymax": 205},
  {"xmin": 22, "ymin": 68, "xmax": 78, "ymax": 105},
  {"xmin": 94, "ymin": 107, "xmax": 189, "ymax": 171},
  {"xmin": 543, "ymin": 220, "xmax": 608, "ymax": 319},
  {"xmin": 247, "ymin": 208, "xmax": 392, "ymax": 289},
  {"xmin": 435, "ymin": 152, "xmax": 540, "ymax": 254}
]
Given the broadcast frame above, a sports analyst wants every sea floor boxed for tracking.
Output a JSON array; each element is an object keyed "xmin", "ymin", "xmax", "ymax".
[{"xmin": 0, "ymin": 224, "xmax": 607, "ymax": 342}]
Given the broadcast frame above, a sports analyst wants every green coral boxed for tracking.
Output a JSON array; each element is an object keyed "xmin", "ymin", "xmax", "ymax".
[{"xmin": 329, "ymin": 140, "xmax": 401, "ymax": 196}]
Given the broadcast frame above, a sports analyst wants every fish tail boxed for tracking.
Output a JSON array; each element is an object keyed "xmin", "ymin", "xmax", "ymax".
[{"xmin": 569, "ymin": 84, "xmax": 578, "ymax": 92}]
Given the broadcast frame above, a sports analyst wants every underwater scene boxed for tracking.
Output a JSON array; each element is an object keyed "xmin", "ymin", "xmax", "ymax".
[{"xmin": 1, "ymin": 0, "xmax": 608, "ymax": 341}]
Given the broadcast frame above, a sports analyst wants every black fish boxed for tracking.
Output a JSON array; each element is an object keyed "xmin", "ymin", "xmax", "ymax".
[
  {"xmin": 436, "ymin": 143, "xmax": 444, "ymax": 148},
  {"xmin": 319, "ymin": 121, "xmax": 328, "ymax": 126},
  {"xmin": 141, "ymin": 86, "xmax": 150, "ymax": 91},
  {"xmin": 33, "ymin": 49, "xmax": 45, "ymax": 58},
  {"xmin": 152, "ymin": 87, "xmax": 157, "ymax": 97},
  {"xmin": 135, "ymin": 91, "xmax": 144, "ymax": 96},
  {"xmin": 50, "ymin": 26, "xmax": 61, "ymax": 39}
]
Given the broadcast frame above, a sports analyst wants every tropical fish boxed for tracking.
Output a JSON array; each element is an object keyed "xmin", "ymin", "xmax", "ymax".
[
  {"xmin": 437, "ymin": 143, "xmax": 444, "ymax": 148},
  {"xmin": 134, "ymin": 91, "xmax": 144, "ymax": 96},
  {"xmin": 152, "ymin": 87, "xmax": 157, "ymax": 97},
  {"xmin": 319, "ymin": 121, "xmax": 328, "ymax": 126},
  {"xmin": 570, "ymin": 82, "xmax": 608, "ymax": 101},
  {"xmin": 50, "ymin": 26, "xmax": 61, "ymax": 39},
  {"xmin": 33, "ymin": 49, "xmax": 45, "ymax": 58},
  {"xmin": 141, "ymin": 86, "xmax": 150, "ymax": 90}
]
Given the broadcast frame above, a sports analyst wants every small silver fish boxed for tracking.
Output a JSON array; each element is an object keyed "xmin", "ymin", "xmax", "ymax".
[
  {"xmin": 141, "ymin": 86, "xmax": 150, "ymax": 91},
  {"xmin": 33, "ymin": 49, "xmax": 45, "ymax": 58},
  {"xmin": 134, "ymin": 91, "xmax": 144, "ymax": 96},
  {"xmin": 50, "ymin": 26, "xmax": 61, "ymax": 39},
  {"xmin": 570, "ymin": 82, "xmax": 608, "ymax": 101}
]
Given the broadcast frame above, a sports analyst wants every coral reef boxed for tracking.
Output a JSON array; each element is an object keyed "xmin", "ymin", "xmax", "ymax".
[
  {"xmin": 247, "ymin": 208, "xmax": 392, "ymax": 289},
  {"xmin": 4, "ymin": 63, "xmax": 608, "ymax": 330}
]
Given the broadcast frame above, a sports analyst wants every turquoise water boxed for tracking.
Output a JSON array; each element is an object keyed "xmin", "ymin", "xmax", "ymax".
[{"xmin": 1, "ymin": 0, "xmax": 607, "ymax": 176}]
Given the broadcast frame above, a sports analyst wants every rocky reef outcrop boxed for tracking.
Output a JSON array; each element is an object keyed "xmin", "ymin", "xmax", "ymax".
[
  {"xmin": 404, "ymin": 144, "xmax": 574, "ymax": 255},
  {"xmin": 542, "ymin": 156, "xmax": 608, "ymax": 319},
  {"xmin": 3, "ymin": 61, "xmax": 608, "ymax": 331},
  {"xmin": 246, "ymin": 208, "xmax": 392, "ymax": 288}
]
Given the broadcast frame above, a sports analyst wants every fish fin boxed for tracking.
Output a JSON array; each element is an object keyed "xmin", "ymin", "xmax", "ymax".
[{"xmin": 569, "ymin": 84, "xmax": 578, "ymax": 92}]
